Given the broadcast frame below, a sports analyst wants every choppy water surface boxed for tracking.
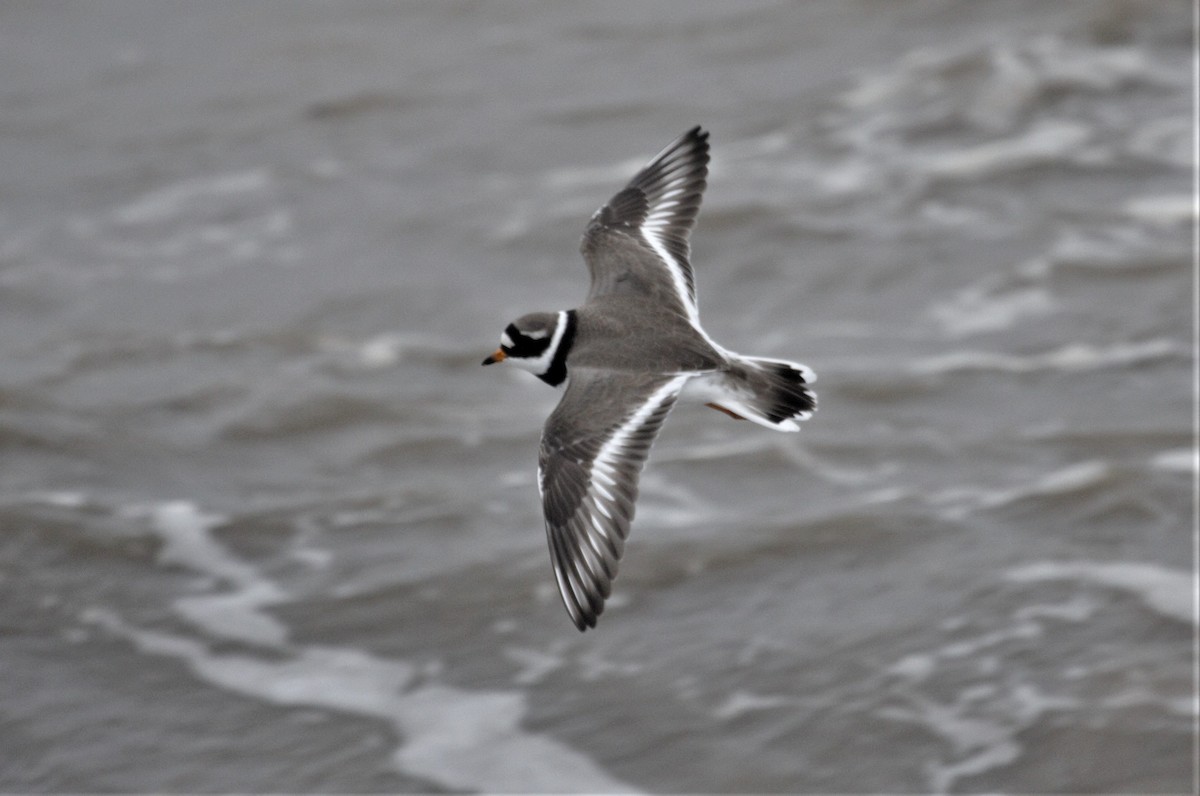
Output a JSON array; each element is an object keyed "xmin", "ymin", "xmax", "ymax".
[{"xmin": 0, "ymin": 1, "xmax": 1193, "ymax": 792}]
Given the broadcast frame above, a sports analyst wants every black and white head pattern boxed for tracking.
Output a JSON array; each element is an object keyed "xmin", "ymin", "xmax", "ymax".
[{"xmin": 495, "ymin": 310, "xmax": 576, "ymax": 386}]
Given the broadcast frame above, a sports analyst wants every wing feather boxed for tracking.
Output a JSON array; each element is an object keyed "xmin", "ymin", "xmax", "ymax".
[
  {"xmin": 580, "ymin": 127, "xmax": 710, "ymax": 323},
  {"xmin": 538, "ymin": 371, "xmax": 691, "ymax": 630}
]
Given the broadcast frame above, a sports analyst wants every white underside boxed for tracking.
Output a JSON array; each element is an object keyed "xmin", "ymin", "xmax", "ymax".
[{"xmin": 679, "ymin": 363, "xmax": 809, "ymax": 433}]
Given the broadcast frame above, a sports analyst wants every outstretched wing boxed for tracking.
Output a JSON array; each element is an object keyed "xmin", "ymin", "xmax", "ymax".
[
  {"xmin": 580, "ymin": 127, "xmax": 709, "ymax": 325},
  {"xmin": 538, "ymin": 370, "xmax": 692, "ymax": 630}
]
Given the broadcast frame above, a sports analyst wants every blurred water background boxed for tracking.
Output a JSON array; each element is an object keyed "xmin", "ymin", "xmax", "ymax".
[{"xmin": 0, "ymin": 1, "xmax": 1194, "ymax": 792}]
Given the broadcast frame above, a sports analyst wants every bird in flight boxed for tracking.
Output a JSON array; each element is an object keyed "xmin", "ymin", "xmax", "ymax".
[{"xmin": 484, "ymin": 127, "xmax": 816, "ymax": 630}]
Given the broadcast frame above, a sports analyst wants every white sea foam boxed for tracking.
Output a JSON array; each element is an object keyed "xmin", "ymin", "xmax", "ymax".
[
  {"xmin": 929, "ymin": 284, "xmax": 1055, "ymax": 337},
  {"xmin": 874, "ymin": 545, "xmax": 1192, "ymax": 793},
  {"xmin": 113, "ymin": 170, "xmax": 272, "ymax": 226},
  {"xmin": 135, "ymin": 500, "xmax": 290, "ymax": 647},
  {"xmin": 90, "ymin": 168, "xmax": 298, "ymax": 279},
  {"xmin": 842, "ymin": 34, "xmax": 1172, "ymax": 120},
  {"xmin": 94, "ymin": 499, "xmax": 637, "ymax": 793},
  {"xmin": 81, "ymin": 609, "xmax": 635, "ymax": 791},
  {"xmin": 1005, "ymin": 560, "xmax": 1194, "ymax": 625},
  {"xmin": 1032, "ymin": 223, "xmax": 1187, "ymax": 276},
  {"xmin": 577, "ymin": 650, "xmax": 643, "ymax": 683},
  {"xmin": 936, "ymin": 622, "xmax": 1044, "ymax": 661},
  {"xmin": 357, "ymin": 334, "xmax": 407, "ymax": 368},
  {"xmin": 313, "ymin": 331, "xmax": 466, "ymax": 371},
  {"xmin": 878, "ymin": 689, "xmax": 1023, "ymax": 793},
  {"xmin": 919, "ymin": 120, "xmax": 1094, "ymax": 182},
  {"xmin": 1019, "ymin": 34, "xmax": 1164, "ymax": 93},
  {"xmin": 1127, "ymin": 116, "xmax": 1193, "ymax": 167},
  {"xmin": 910, "ymin": 338, "xmax": 1183, "ymax": 376},
  {"xmin": 173, "ymin": 585, "xmax": 289, "ymax": 649},
  {"xmin": 24, "ymin": 490, "xmax": 91, "ymax": 508},
  {"xmin": 661, "ymin": 433, "xmax": 892, "ymax": 488},
  {"xmin": 503, "ymin": 643, "xmax": 567, "ymax": 685},
  {"xmin": 885, "ymin": 653, "xmax": 937, "ymax": 683},
  {"xmin": 1123, "ymin": 194, "xmax": 1197, "ymax": 226},
  {"xmin": 1027, "ymin": 460, "xmax": 1112, "ymax": 496},
  {"xmin": 1151, "ymin": 448, "xmax": 1198, "ymax": 473},
  {"xmin": 1012, "ymin": 596, "xmax": 1095, "ymax": 624},
  {"xmin": 921, "ymin": 682, "xmax": 1082, "ymax": 793},
  {"xmin": 862, "ymin": 486, "xmax": 911, "ymax": 505},
  {"xmin": 712, "ymin": 690, "xmax": 795, "ymax": 720},
  {"xmin": 931, "ymin": 460, "xmax": 1111, "ymax": 519},
  {"xmin": 148, "ymin": 501, "xmax": 255, "ymax": 586},
  {"xmin": 829, "ymin": 31, "xmax": 1183, "ymax": 226},
  {"xmin": 878, "ymin": 597, "xmax": 1097, "ymax": 793}
]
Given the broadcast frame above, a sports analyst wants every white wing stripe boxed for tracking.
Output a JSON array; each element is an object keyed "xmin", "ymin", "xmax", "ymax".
[
  {"xmin": 589, "ymin": 374, "xmax": 692, "ymax": 498},
  {"xmin": 640, "ymin": 228, "xmax": 699, "ymax": 325},
  {"xmin": 592, "ymin": 479, "xmax": 614, "ymax": 502}
]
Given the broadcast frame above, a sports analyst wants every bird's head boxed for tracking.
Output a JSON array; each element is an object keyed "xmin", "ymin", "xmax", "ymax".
[{"xmin": 482, "ymin": 310, "xmax": 574, "ymax": 385}]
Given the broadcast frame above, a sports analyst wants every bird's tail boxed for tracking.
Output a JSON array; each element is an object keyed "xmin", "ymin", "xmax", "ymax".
[{"xmin": 704, "ymin": 355, "xmax": 816, "ymax": 432}]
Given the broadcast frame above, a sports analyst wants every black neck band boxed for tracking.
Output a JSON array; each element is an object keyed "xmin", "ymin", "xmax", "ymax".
[{"xmin": 539, "ymin": 310, "xmax": 576, "ymax": 386}]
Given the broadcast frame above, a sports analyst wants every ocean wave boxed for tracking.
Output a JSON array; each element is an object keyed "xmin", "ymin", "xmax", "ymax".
[
  {"xmin": 112, "ymin": 170, "xmax": 272, "ymax": 227},
  {"xmin": 219, "ymin": 392, "xmax": 404, "ymax": 440},
  {"xmin": 813, "ymin": 31, "xmax": 1189, "ymax": 222},
  {"xmin": 925, "ymin": 199, "xmax": 1184, "ymax": 338},
  {"xmin": 9, "ymin": 168, "xmax": 303, "ymax": 288},
  {"xmin": 139, "ymin": 500, "xmax": 291, "ymax": 647},
  {"xmin": 1123, "ymin": 194, "xmax": 1197, "ymax": 226},
  {"xmin": 872, "ymin": 550, "xmax": 1190, "ymax": 791},
  {"xmin": 909, "ymin": 338, "xmax": 1184, "ymax": 376},
  {"xmin": 838, "ymin": 34, "xmax": 1178, "ymax": 137},
  {"xmin": 928, "ymin": 460, "xmax": 1112, "ymax": 521},
  {"xmin": 1004, "ymin": 559, "xmax": 1194, "ymax": 625},
  {"xmin": 918, "ymin": 120, "xmax": 1096, "ymax": 182},
  {"xmin": 1151, "ymin": 448, "xmax": 1198, "ymax": 473},
  {"xmin": 314, "ymin": 331, "xmax": 478, "ymax": 370},
  {"xmin": 928, "ymin": 284, "xmax": 1055, "ymax": 337},
  {"xmin": 1031, "ymin": 224, "xmax": 1190, "ymax": 277},
  {"xmin": 76, "ymin": 497, "xmax": 637, "ymax": 793},
  {"xmin": 877, "ymin": 621, "xmax": 1068, "ymax": 793}
]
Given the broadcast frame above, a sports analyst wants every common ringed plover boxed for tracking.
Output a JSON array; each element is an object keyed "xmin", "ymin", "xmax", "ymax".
[{"xmin": 484, "ymin": 126, "xmax": 816, "ymax": 631}]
